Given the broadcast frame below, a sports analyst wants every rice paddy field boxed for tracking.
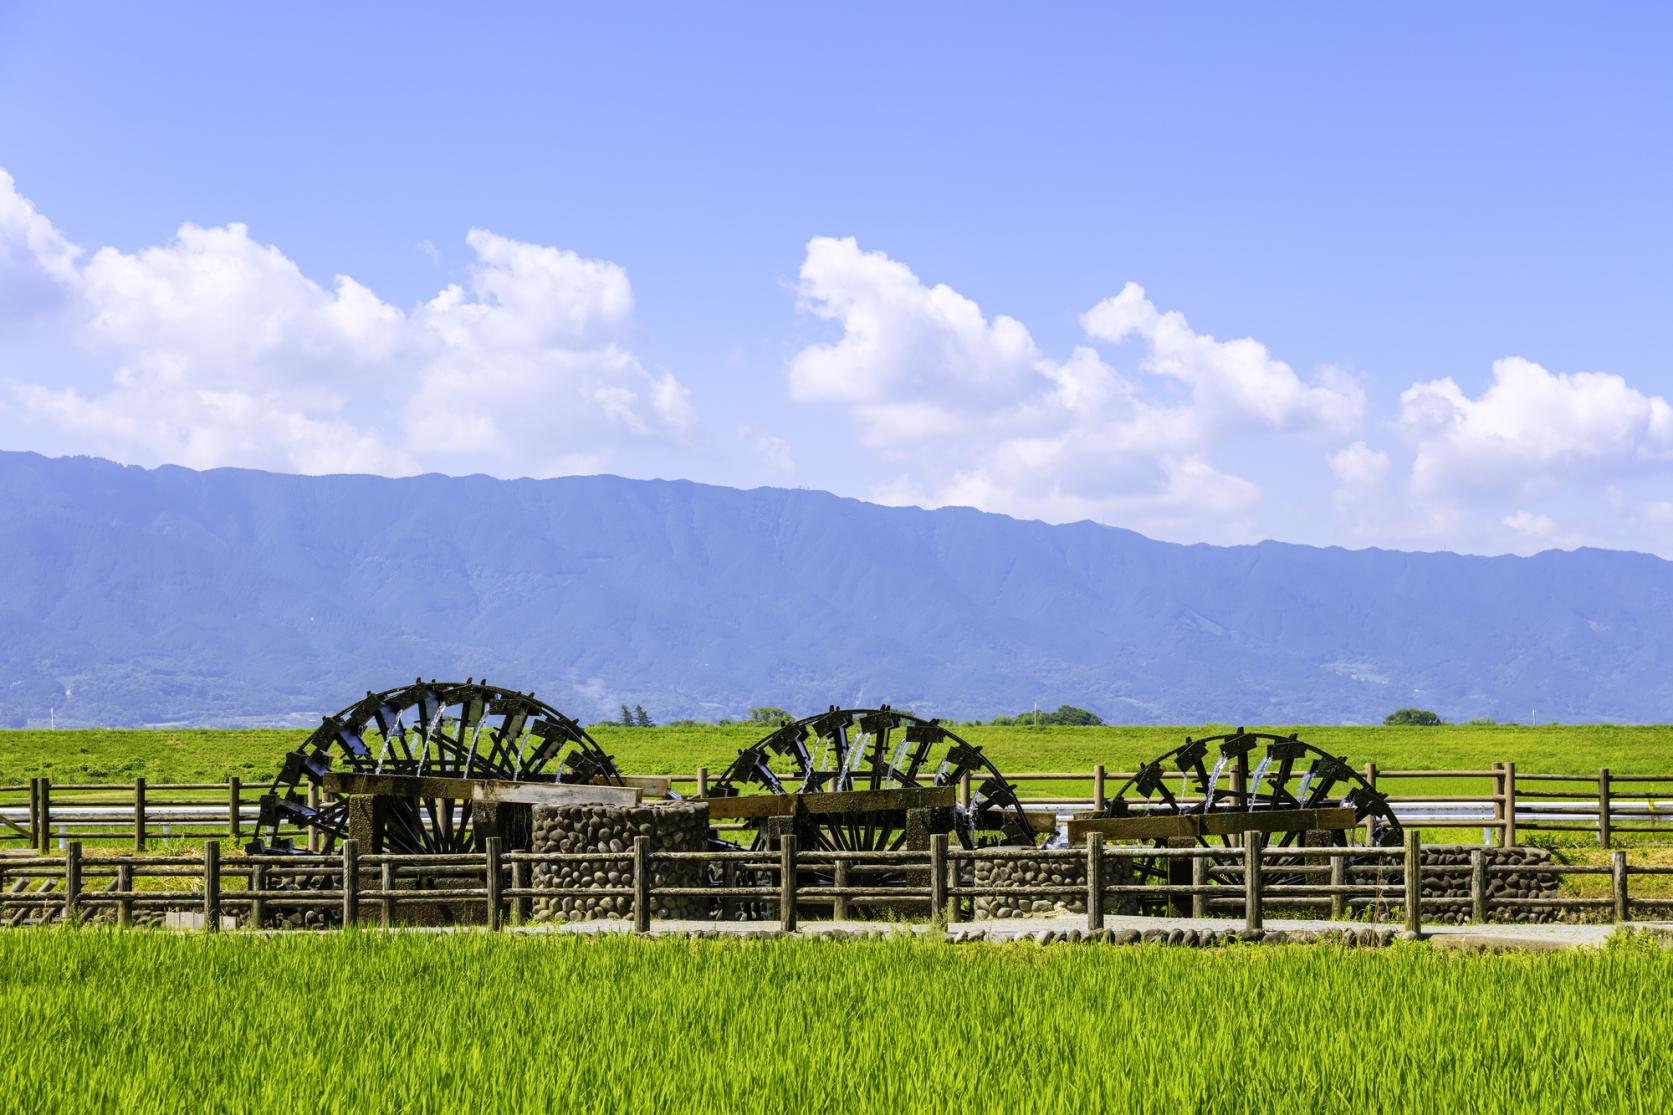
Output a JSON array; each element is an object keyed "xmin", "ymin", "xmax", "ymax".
[
  {"xmin": 5, "ymin": 721, "xmax": 1671, "ymax": 786},
  {"xmin": 2, "ymin": 928, "xmax": 1670, "ymax": 1113}
]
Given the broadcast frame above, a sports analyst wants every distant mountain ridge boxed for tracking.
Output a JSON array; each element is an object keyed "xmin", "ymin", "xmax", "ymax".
[{"xmin": 1, "ymin": 450, "xmax": 1670, "ymax": 728}]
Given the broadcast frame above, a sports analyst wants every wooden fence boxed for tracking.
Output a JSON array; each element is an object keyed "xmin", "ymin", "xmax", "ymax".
[
  {"xmin": 6, "ymin": 762, "xmax": 1673, "ymax": 853},
  {"xmin": 3, "ymin": 831, "xmax": 1669, "ymax": 935}
]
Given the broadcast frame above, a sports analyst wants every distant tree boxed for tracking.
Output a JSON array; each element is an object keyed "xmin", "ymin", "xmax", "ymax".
[
  {"xmin": 993, "ymin": 704, "xmax": 1104, "ymax": 726},
  {"xmin": 1047, "ymin": 704, "xmax": 1103, "ymax": 726},
  {"xmin": 1384, "ymin": 708, "xmax": 1442, "ymax": 726},
  {"xmin": 632, "ymin": 704, "xmax": 654, "ymax": 728},
  {"xmin": 748, "ymin": 706, "xmax": 794, "ymax": 727},
  {"xmin": 619, "ymin": 704, "xmax": 634, "ymax": 728}
]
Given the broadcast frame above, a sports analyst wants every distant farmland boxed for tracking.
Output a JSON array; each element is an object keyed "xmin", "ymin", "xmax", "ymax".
[{"xmin": 5, "ymin": 722, "xmax": 1670, "ymax": 787}]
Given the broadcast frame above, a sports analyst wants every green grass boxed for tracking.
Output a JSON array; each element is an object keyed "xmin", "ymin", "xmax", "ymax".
[
  {"xmin": 5, "ymin": 723, "xmax": 1672, "ymax": 787},
  {"xmin": 1, "ymin": 929, "xmax": 1669, "ymax": 1112}
]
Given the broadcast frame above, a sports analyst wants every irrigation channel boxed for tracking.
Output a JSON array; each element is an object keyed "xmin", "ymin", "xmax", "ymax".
[{"xmin": 4, "ymin": 680, "xmax": 1672, "ymax": 942}]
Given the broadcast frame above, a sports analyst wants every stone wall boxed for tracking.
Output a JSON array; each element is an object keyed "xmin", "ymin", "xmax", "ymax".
[{"xmin": 529, "ymin": 801, "xmax": 710, "ymax": 923}]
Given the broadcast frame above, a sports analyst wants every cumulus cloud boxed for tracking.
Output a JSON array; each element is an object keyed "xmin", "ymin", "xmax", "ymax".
[
  {"xmin": 787, "ymin": 237, "xmax": 1358, "ymax": 540},
  {"xmin": 0, "ymin": 168, "xmax": 80, "ymax": 320},
  {"xmin": 1399, "ymin": 357, "xmax": 1673, "ymax": 498},
  {"xmin": 0, "ymin": 170, "xmax": 692, "ymax": 478}
]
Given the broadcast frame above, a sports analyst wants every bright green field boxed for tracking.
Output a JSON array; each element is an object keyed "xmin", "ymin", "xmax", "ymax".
[
  {"xmin": 1, "ymin": 929, "xmax": 1668, "ymax": 1113},
  {"xmin": 4, "ymin": 722, "xmax": 1672, "ymax": 786}
]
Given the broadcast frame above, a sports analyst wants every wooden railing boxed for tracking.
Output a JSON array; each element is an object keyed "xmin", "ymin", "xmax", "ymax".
[
  {"xmin": 8, "ymin": 763, "xmax": 1673, "ymax": 852},
  {"xmin": 3, "ymin": 832, "xmax": 1669, "ymax": 935}
]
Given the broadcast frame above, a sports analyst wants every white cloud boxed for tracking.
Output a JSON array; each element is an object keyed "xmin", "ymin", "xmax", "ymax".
[
  {"xmin": 787, "ymin": 238, "xmax": 1356, "ymax": 541},
  {"xmin": 0, "ymin": 168, "xmax": 80, "ymax": 320},
  {"xmin": 1082, "ymin": 282, "xmax": 1363, "ymax": 437},
  {"xmin": 0, "ymin": 170, "xmax": 693, "ymax": 478},
  {"xmin": 1399, "ymin": 356, "xmax": 1673, "ymax": 498}
]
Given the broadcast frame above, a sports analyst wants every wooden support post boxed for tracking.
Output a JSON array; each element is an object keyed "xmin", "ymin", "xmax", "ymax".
[
  {"xmin": 202, "ymin": 840, "xmax": 221, "ymax": 933},
  {"xmin": 116, "ymin": 862, "xmax": 134, "ymax": 929},
  {"xmin": 833, "ymin": 857, "xmax": 851, "ymax": 920},
  {"xmin": 36, "ymin": 777, "xmax": 51, "ymax": 855},
  {"xmin": 484, "ymin": 837, "xmax": 503, "ymax": 932},
  {"xmin": 63, "ymin": 839, "xmax": 81, "ymax": 923},
  {"xmin": 1085, "ymin": 832, "xmax": 1104, "ymax": 932},
  {"xmin": 133, "ymin": 777, "xmax": 146, "ymax": 853},
  {"xmin": 1470, "ymin": 847, "xmax": 1487, "ymax": 924},
  {"xmin": 26, "ymin": 777, "xmax": 38, "ymax": 850},
  {"xmin": 511, "ymin": 859, "xmax": 530, "ymax": 926},
  {"xmin": 1243, "ymin": 831, "xmax": 1262, "ymax": 931},
  {"xmin": 1329, "ymin": 855, "xmax": 1346, "ymax": 920},
  {"xmin": 721, "ymin": 860, "xmax": 736, "ymax": 922},
  {"xmin": 779, "ymin": 833, "xmax": 798, "ymax": 933},
  {"xmin": 1403, "ymin": 828, "xmax": 1422, "ymax": 936},
  {"xmin": 1612, "ymin": 849, "xmax": 1629, "ymax": 924},
  {"xmin": 1091, "ymin": 764, "xmax": 1106, "ymax": 809},
  {"xmin": 341, "ymin": 838, "xmax": 360, "ymax": 927},
  {"xmin": 307, "ymin": 784, "xmax": 322, "ymax": 853},
  {"xmin": 250, "ymin": 863, "xmax": 266, "ymax": 930},
  {"xmin": 1503, "ymin": 761, "xmax": 1518, "ymax": 847},
  {"xmin": 958, "ymin": 772, "xmax": 972, "ymax": 810},
  {"xmin": 930, "ymin": 833, "xmax": 949, "ymax": 923},
  {"xmin": 1191, "ymin": 853, "xmax": 1208, "ymax": 919},
  {"xmin": 1598, "ymin": 767, "xmax": 1612, "ymax": 848},
  {"xmin": 227, "ymin": 776, "xmax": 241, "ymax": 842},
  {"xmin": 695, "ymin": 766, "xmax": 709, "ymax": 797},
  {"xmin": 1362, "ymin": 763, "xmax": 1378, "ymax": 847},
  {"xmin": 379, "ymin": 860, "xmax": 395, "ymax": 928},
  {"xmin": 632, "ymin": 835, "xmax": 651, "ymax": 934}
]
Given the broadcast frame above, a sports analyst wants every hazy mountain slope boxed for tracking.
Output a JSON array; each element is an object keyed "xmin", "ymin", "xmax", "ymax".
[{"xmin": 1, "ymin": 451, "xmax": 1668, "ymax": 727}]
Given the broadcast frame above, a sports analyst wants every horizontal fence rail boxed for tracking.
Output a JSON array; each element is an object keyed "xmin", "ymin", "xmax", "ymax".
[
  {"xmin": 0, "ymin": 832, "xmax": 1664, "ymax": 937},
  {"xmin": 7, "ymin": 763, "xmax": 1673, "ymax": 851}
]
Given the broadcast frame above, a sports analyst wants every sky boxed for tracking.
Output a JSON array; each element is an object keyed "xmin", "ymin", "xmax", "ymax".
[{"xmin": 0, "ymin": 3, "xmax": 1670, "ymax": 556}]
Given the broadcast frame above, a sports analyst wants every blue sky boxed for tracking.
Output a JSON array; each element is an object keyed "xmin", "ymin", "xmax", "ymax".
[{"xmin": 1, "ymin": 3, "xmax": 1670, "ymax": 554}]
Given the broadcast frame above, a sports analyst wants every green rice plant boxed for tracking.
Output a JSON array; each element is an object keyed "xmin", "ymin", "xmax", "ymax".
[{"xmin": 0, "ymin": 929, "xmax": 1669, "ymax": 1113}]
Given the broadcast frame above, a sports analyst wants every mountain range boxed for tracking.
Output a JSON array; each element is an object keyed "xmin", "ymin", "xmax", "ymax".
[{"xmin": 2, "ymin": 450, "xmax": 1669, "ymax": 728}]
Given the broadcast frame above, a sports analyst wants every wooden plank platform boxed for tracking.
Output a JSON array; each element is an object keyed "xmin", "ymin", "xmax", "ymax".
[{"xmin": 322, "ymin": 772, "xmax": 641, "ymax": 806}]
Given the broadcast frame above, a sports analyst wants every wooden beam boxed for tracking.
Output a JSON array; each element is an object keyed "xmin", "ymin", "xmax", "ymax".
[
  {"xmin": 322, "ymin": 772, "xmax": 640, "ymax": 806},
  {"xmin": 697, "ymin": 785, "xmax": 956, "ymax": 820},
  {"xmin": 1067, "ymin": 806, "xmax": 1359, "ymax": 844}
]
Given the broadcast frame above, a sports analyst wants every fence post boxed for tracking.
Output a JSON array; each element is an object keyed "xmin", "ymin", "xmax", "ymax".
[
  {"xmin": 250, "ymin": 862, "xmax": 266, "ymax": 930},
  {"xmin": 117, "ymin": 862, "xmax": 134, "ymax": 929},
  {"xmin": 1243, "ymin": 831, "xmax": 1262, "ymax": 932},
  {"xmin": 36, "ymin": 777, "xmax": 51, "ymax": 855},
  {"xmin": 779, "ymin": 833, "xmax": 798, "ymax": 933},
  {"xmin": 833, "ymin": 857, "xmax": 851, "ymax": 920},
  {"xmin": 63, "ymin": 839, "xmax": 81, "ymax": 924},
  {"xmin": 695, "ymin": 766, "xmax": 709, "ymax": 797},
  {"xmin": 203, "ymin": 840, "xmax": 221, "ymax": 933},
  {"xmin": 632, "ymin": 835, "xmax": 651, "ymax": 933},
  {"xmin": 133, "ymin": 777, "xmax": 146, "ymax": 852},
  {"xmin": 1092, "ymin": 764, "xmax": 1106, "ymax": 809},
  {"xmin": 1503, "ymin": 761, "xmax": 1518, "ymax": 847},
  {"xmin": 511, "ymin": 858, "xmax": 530, "ymax": 926},
  {"xmin": 1598, "ymin": 768, "xmax": 1612, "ymax": 848},
  {"xmin": 380, "ymin": 860, "xmax": 395, "ymax": 928},
  {"xmin": 930, "ymin": 833, "xmax": 949, "ymax": 923},
  {"xmin": 228, "ymin": 776, "xmax": 242, "ymax": 843},
  {"xmin": 1612, "ymin": 850, "xmax": 1629, "ymax": 924},
  {"xmin": 341, "ymin": 838, "xmax": 360, "ymax": 927},
  {"xmin": 1403, "ymin": 829, "xmax": 1423, "ymax": 936},
  {"xmin": 1329, "ymin": 854, "xmax": 1346, "ymax": 920},
  {"xmin": 484, "ymin": 837, "xmax": 504, "ymax": 932},
  {"xmin": 1470, "ymin": 847, "xmax": 1487, "ymax": 924},
  {"xmin": 27, "ymin": 777, "xmax": 38, "ymax": 849},
  {"xmin": 1191, "ymin": 853, "xmax": 1208, "ymax": 918},
  {"xmin": 1085, "ymin": 833, "xmax": 1104, "ymax": 931}
]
